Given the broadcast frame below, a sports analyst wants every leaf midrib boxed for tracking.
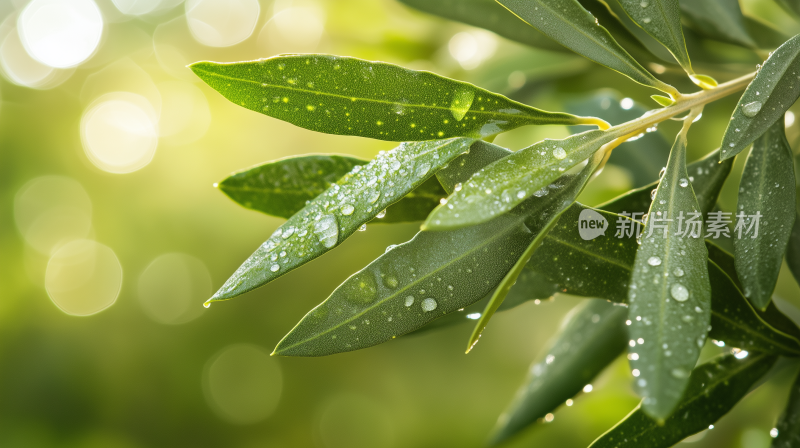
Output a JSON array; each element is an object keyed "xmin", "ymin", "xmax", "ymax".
[
  {"xmin": 277, "ymin": 215, "xmax": 532, "ymax": 352},
  {"xmin": 194, "ymin": 68, "xmax": 550, "ymax": 122}
]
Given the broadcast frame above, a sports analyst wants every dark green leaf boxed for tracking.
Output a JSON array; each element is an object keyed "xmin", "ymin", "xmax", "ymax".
[
  {"xmin": 617, "ymin": 0, "xmax": 692, "ymax": 72},
  {"xmin": 488, "ymin": 300, "xmax": 629, "ymax": 446},
  {"xmin": 466, "ymin": 150, "xmax": 606, "ymax": 352},
  {"xmin": 565, "ymin": 92, "xmax": 671, "ymax": 188},
  {"xmin": 744, "ymin": 17, "xmax": 791, "ymax": 50},
  {"xmin": 207, "ymin": 138, "xmax": 474, "ymax": 303},
  {"xmin": 217, "ymin": 154, "xmax": 446, "ymax": 223},
  {"xmin": 190, "ymin": 55, "xmax": 590, "ymax": 142},
  {"xmin": 594, "ymin": 0, "xmax": 679, "ymax": 64},
  {"xmin": 678, "ymin": 0, "xmax": 756, "ymax": 49},
  {"xmin": 397, "ymin": 0, "xmax": 567, "ymax": 52},
  {"xmin": 720, "ymin": 34, "xmax": 800, "ymax": 160},
  {"xmin": 735, "ymin": 119, "xmax": 797, "ymax": 309},
  {"xmin": 772, "ymin": 369, "xmax": 800, "ymax": 448},
  {"xmin": 527, "ymin": 205, "xmax": 800, "ymax": 356},
  {"xmin": 589, "ymin": 353, "xmax": 778, "ymax": 448},
  {"xmin": 787, "ymin": 208, "xmax": 800, "ymax": 287},
  {"xmin": 273, "ymin": 165, "xmax": 606, "ymax": 356},
  {"xmin": 497, "ymin": 0, "xmax": 677, "ymax": 95},
  {"xmin": 627, "ymin": 119, "xmax": 712, "ymax": 420},
  {"xmin": 423, "ymin": 129, "xmax": 621, "ymax": 230}
]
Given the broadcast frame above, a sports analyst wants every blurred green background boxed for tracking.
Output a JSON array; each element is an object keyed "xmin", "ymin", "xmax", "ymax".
[{"xmin": 1, "ymin": 0, "xmax": 800, "ymax": 447}]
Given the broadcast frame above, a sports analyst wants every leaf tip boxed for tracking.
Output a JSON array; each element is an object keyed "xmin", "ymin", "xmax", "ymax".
[
  {"xmin": 690, "ymin": 74, "xmax": 719, "ymax": 90},
  {"xmin": 651, "ymin": 95, "xmax": 676, "ymax": 108}
]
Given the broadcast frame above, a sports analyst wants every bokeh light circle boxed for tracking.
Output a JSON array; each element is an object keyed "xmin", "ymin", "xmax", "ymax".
[
  {"xmin": 185, "ymin": 0, "xmax": 260, "ymax": 47},
  {"xmin": 18, "ymin": 0, "xmax": 104, "ymax": 69},
  {"xmin": 111, "ymin": 0, "xmax": 162, "ymax": 16},
  {"xmin": 14, "ymin": 176, "xmax": 93, "ymax": 254},
  {"xmin": 157, "ymin": 80, "xmax": 211, "ymax": 144},
  {"xmin": 317, "ymin": 394, "xmax": 396, "ymax": 448},
  {"xmin": 259, "ymin": 5, "xmax": 325, "ymax": 53},
  {"xmin": 80, "ymin": 92, "xmax": 159, "ymax": 174},
  {"xmin": 45, "ymin": 239, "xmax": 122, "ymax": 316},
  {"xmin": 138, "ymin": 253, "xmax": 211, "ymax": 325},
  {"xmin": 203, "ymin": 344, "xmax": 283, "ymax": 424}
]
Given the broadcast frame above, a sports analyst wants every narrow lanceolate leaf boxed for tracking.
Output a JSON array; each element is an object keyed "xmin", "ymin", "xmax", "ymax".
[
  {"xmin": 208, "ymin": 138, "xmax": 473, "ymax": 303},
  {"xmin": 678, "ymin": 0, "xmax": 756, "ymax": 49},
  {"xmin": 772, "ymin": 370, "xmax": 800, "ymax": 448},
  {"xmin": 720, "ymin": 34, "xmax": 800, "ymax": 160},
  {"xmin": 190, "ymin": 55, "xmax": 588, "ymax": 142},
  {"xmin": 489, "ymin": 300, "xmax": 629, "ymax": 446},
  {"xmin": 627, "ymin": 120, "xmax": 712, "ymax": 420},
  {"xmin": 497, "ymin": 0, "xmax": 677, "ymax": 95},
  {"xmin": 217, "ymin": 155, "xmax": 446, "ymax": 223},
  {"xmin": 397, "ymin": 0, "xmax": 567, "ymax": 52},
  {"xmin": 735, "ymin": 120, "xmax": 797, "ymax": 309},
  {"xmin": 466, "ymin": 149, "xmax": 606, "ymax": 352},
  {"xmin": 617, "ymin": 0, "xmax": 693, "ymax": 73},
  {"xmin": 423, "ymin": 129, "xmax": 620, "ymax": 230},
  {"xmin": 273, "ymin": 167, "xmax": 605, "ymax": 356},
  {"xmin": 589, "ymin": 353, "xmax": 778, "ymax": 448},
  {"xmin": 787, "ymin": 207, "xmax": 800, "ymax": 287}
]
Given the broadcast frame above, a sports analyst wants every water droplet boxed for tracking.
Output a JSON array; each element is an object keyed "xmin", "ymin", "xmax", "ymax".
[
  {"xmin": 203, "ymin": 301, "xmax": 211, "ymax": 308},
  {"xmin": 695, "ymin": 306, "xmax": 702, "ymax": 313},
  {"xmin": 368, "ymin": 191, "xmax": 380, "ymax": 203},
  {"xmin": 415, "ymin": 163, "xmax": 430, "ymax": 177},
  {"xmin": 679, "ymin": 178, "xmax": 689, "ymax": 188},
  {"xmin": 358, "ymin": 224, "xmax": 367, "ymax": 231},
  {"xmin": 742, "ymin": 101, "xmax": 762, "ymax": 117},
  {"xmin": 282, "ymin": 227, "xmax": 295, "ymax": 239},
  {"xmin": 640, "ymin": 1, "xmax": 648, "ymax": 6},
  {"xmin": 658, "ymin": 167, "xmax": 666, "ymax": 178},
  {"xmin": 650, "ymin": 189, "xmax": 657, "ymax": 200},
  {"xmin": 673, "ymin": 267, "xmax": 684, "ymax": 277},
  {"xmin": 546, "ymin": 354, "xmax": 555, "ymax": 364},
  {"xmin": 552, "ymin": 147, "xmax": 567, "ymax": 159},
  {"xmin": 450, "ymin": 87, "xmax": 475, "ymax": 121},
  {"xmin": 454, "ymin": 183, "xmax": 462, "ymax": 192},
  {"xmin": 771, "ymin": 428, "xmax": 779, "ymax": 438},
  {"xmin": 682, "ymin": 315, "xmax": 693, "ymax": 322},
  {"xmin": 270, "ymin": 264, "xmax": 280, "ymax": 272},
  {"xmin": 405, "ymin": 296, "xmax": 414, "ymax": 307},
  {"xmin": 384, "ymin": 276, "xmax": 398, "ymax": 288},
  {"xmin": 314, "ymin": 214, "xmax": 339, "ymax": 248},
  {"xmin": 647, "ymin": 256, "xmax": 662, "ymax": 266},
  {"xmin": 642, "ymin": 17, "xmax": 651, "ymax": 23},
  {"xmin": 516, "ymin": 190, "xmax": 526, "ymax": 199},
  {"xmin": 421, "ymin": 298, "xmax": 438, "ymax": 312},
  {"xmin": 376, "ymin": 209, "xmax": 387, "ymax": 219},
  {"xmin": 671, "ymin": 283, "xmax": 689, "ymax": 301},
  {"xmin": 671, "ymin": 368, "xmax": 690, "ymax": 379},
  {"xmin": 341, "ymin": 204, "xmax": 355, "ymax": 215}
]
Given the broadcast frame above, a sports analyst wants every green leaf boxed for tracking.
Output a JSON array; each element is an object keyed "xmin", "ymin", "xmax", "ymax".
[
  {"xmin": 787, "ymin": 207, "xmax": 800, "ymax": 287},
  {"xmin": 720, "ymin": 34, "xmax": 800, "ymax": 160},
  {"xmin": 207, "ymin": 138, "xmax": 474, "ymax": 303},
  {"xmin": 775, "ymin": 0, "xmax": 800, "ymax": 18},
  {"xmin": 423, "ymin": 128, "xmax": 621, "ymax": 230},
  {"xmin": 678, "ymin": 0, "xmax": 757, "ymax": 49},
  {"xmin": 497, "ymin": 0, "xmax": 677, "ymax": 95},
  {"xmin": 273, "ymin": 164, "xmax": 607, "ymax": 356},
  {"xmin": 396, "ymin": 0, "xmax": 567, "ymax": 52},
  {"xmin": 589, "ymin": 353, "xmax": 778, "ymax": 448},
  {"xmin": 734, "ymin": 119, "xmax": 797, "ymax": 309},
  {"xmin": 772, "ymin": 369, "xmax": 800, "ymax": 448},
  {"xmin": 466, "ymin": 149, "xmax": 606, "ymax": 352},
  {"xmin": 600, "ymin": 148, "xmax": 733, "ymax": 216},
  {"xmin": 596, "ymin": 0, "xmax": 680, "ymax": 64},
  {"xmin": 190, "ymin": 55, "xmax": 590, "ymax": 142},
  {"xmin": 488, "ymin": 300, "xmax": 629, "ymax": 446},
  {"xmin": 435, "ymin": 140, "xmax": 512, "ymax": 194},
  {"xmin": 217, "ymin": 154, "xmax": 446, "ymax": 223},
  {"xmin": 565, "ymin": 91, "xmax": 671, "ymax": 188},
  {"xmin": 626, "ymin": 119, "xmax": 712, "ymax": 420},
  {"xmin": 651, "ymin": 94, "xmax": 676, "ymax": 107},
  {"xmin": 617, "ymin": 0, "xmax": 692, "ymax": 73}
]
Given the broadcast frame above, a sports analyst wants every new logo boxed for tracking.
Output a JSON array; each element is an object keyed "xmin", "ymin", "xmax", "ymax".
[{"xmin": 579, "ymin": 209, "xmax": 608, "ymax": 240}]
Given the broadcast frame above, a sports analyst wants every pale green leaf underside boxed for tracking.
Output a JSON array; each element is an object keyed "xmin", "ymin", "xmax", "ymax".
[
  {"xmin": 489, "ymin": 299, "xmax": 628, "ymax": 446},
  {"xmin": 397, "ymin": 0, "xmax": 567, "ymax": 52},
  {"xmin": 424, "ymin": 129, "xmax": 618, "ymax": 230},
  {"xmin": 497, "ymin": 0, "xmax": 675, "ymax": 94},
  {"xmin": 191, "ymin": 55, "xmax": 585, "ymax": 142},
  {"xmin": 589, "ymin": 353, "xmax": 777, "ymax": 447},
  {"xmin": 734, "ymin": 120, "xmax": 796, "ymax": 310},
  {"xmin": 627, "ymin": 128, "xmax": 712, "ymax": 420},
  {"xmin": 618, "ymin": 0, "xmax": 692, "ymax": 72},
  {"xmin": 720, "ymin": 34, "xmax": 800, "ymax": 160},
  {"xmin": 208, "ymin": 138, "xmax": 473, "ymax": 302}
]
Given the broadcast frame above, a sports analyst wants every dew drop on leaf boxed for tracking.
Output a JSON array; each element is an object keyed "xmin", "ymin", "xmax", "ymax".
[
  {"xmin": 552, "ymin": 147, "xmax": 567, "ymax": 159},
  {"xmin": 341, "ymin": 204, "xmax": 355, "ymax": 215},
  {"xmin": 404, "ymin": 296, "xmax": 415, "ymax": 307},
  {"xmin": 647, "ymin": 256, "xmax": 662, "ymax": 266},
  {"xmin": 671, "ymin": 283, "xmax": 689, "ymax": 302},
  {"xmin": 742, "ymin": 101, "xmax": 763, "ymax": 117},
  {"xmin": 313, "ymin": 214, "xmax": 339, "ymax": 248},
  {"xmin": 421, "ymin": 297, "xmax": 438, "ymax": 312}
]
